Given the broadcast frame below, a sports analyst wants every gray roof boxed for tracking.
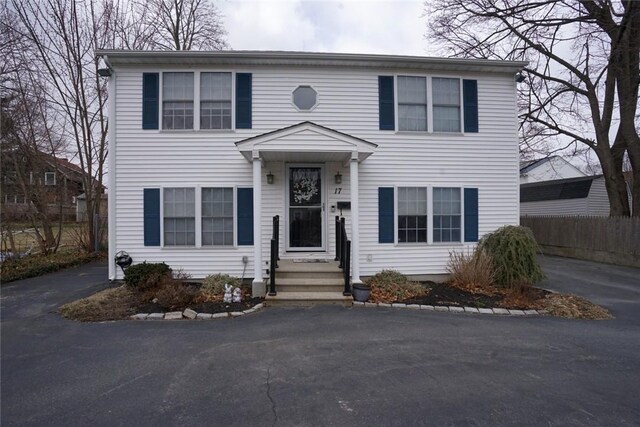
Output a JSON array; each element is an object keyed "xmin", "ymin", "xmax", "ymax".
[
  {"xmin": 96, "ymin": 50, "xmax": 527, "ymax": 74},
  {"xmin": 520, "ymin": 175, "xmax": 602, "ymax": 202}
]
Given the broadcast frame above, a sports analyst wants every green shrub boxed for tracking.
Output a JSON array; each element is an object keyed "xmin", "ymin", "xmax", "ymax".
[
  {"xmin": 201, "ymin": 273, "xmax": 241, "ymax": 297},
  {"xmin": 478, "ymin": 225, "xmax": 544, "ymax": 289},
  {"xmin": 365, "ymin": 270, "xmax": 427, "ymax": 303},
  {"xmin": 0, "ymin": 250, "xmax": 100, "ymax": 283},
  {"xmin": 447, "ymin": 248, "xmax": 496, "ymax": 290},
  {"xmin": 124, "ymin": 262, "xmax": 172, "ymax": 291}
]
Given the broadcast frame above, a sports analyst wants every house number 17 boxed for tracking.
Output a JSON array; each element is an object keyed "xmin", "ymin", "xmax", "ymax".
[{"xmin": 334, "ymin": 188, "xmax": 342, "ymax": 194}]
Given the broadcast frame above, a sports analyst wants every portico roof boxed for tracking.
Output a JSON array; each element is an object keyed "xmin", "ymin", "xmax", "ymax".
[{"xmin": 235, "ymin": 121, "xmax": 377, "ymax": 163}]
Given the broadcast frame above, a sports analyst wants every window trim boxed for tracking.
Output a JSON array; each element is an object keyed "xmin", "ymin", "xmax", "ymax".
[
  {"xmin": 393, "ymin": 184, "xmax": 466, "ymax": 246},
  {"xmin": 393, "ymin": 74, "xmax": 465, "ymax": 135},
  {"xmin": 158, "ymin": 70, "xmax": 237, "ymax": 132},
  {"xmin": 159, "ymin": 185, "xmax": 238, "ymax": 249}
]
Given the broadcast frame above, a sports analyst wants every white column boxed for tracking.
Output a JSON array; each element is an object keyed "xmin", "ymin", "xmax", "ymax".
[
  {"xmin": 252, "ymin": 152, "xmax": 265, "ymax": 296},
  {"xmin": 349, "ymin": 154, "xmax": 361, "ymax": 284}
]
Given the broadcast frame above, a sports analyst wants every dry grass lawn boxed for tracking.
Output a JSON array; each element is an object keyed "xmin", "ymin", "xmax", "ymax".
[{"xmin": 60, "ymin": 286, "xmax": 138, "ymax": 322}]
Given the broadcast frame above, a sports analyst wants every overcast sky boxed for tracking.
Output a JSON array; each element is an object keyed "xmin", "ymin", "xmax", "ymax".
[{"xmin": 218, "ymin": 0, "xmax": 434, "ymax": 56}]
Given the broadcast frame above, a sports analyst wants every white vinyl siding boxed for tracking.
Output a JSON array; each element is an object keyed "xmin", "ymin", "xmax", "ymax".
[
  {"xmin": 164, "ymin": 188, "xmax": 196, "ymax": 246},
  {"xmin": 200, "ymin": 72, "xmax": 232, "ymax": 130},
  {"xmin": 432, "ymin": 78, "xmax": 461, "ymax": 132},
  {"xmin": 111, "ymin": 65, "xmax": 518, "ymax": 280},
  {"xmin": 397, "ymin": 76, "xmax": 427, "ymax": 131},
  {"xmin": 163, "ymin": 72, "xmax": 194, "ymax": 130},
  {"xmin": 202, "ymin": 187, "xmax": 234, "ymax": 245}
]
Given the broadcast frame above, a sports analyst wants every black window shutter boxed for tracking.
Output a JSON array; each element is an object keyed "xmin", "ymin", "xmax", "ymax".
[
  {"xmin": 464, "ymin": 188, "xmax": 479, "ymax": 242},
  {"xmin": 378, "ymin": 76, "xmax": 395, "ymax": 130},
  {"xmin": 237, "ymin": 187, "xmax": 254, "ymax": 245},
  {"xmin": 378, "ymin": 187, "xmax": 395, "ymax": 243},
  {"xmin": 236, "ymin": 73, "xmax": 252, "ymax": 129},
  {"xmin": 142, "ymin": 73, "xmax": 159, "ymax": 130},
  {"xmin": 143, "ymin": 188, "xmax": 161, "ymax": 246},
  {"xmin": 463, "ymin": 79, "xmax": 478, "ymax": 133}
]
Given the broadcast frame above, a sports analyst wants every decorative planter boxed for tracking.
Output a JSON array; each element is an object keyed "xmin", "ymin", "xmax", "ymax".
[{"xmin": 352, "ymin": 283, "xmax": 371, "ymax": 302}]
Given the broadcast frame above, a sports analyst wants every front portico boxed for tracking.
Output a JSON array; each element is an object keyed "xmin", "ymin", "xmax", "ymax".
[{"xmin": 235, "ymin": 121, "xmax": 377, "ymax": 297}]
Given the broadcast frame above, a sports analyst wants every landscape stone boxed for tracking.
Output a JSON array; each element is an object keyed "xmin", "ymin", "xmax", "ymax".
[
  {"xmin": 391, "ymin": 303, "xmax": 407, "ymax": 308},
  {"xmin": 131, "ymin": 313, "xmax": 148, "ymax": 320},
  {"xmin": 353, "ymin": 301, "xmax": 365, "ymax": 306},
  {"xmin": 420, "ymin": 305, "xmax": 435, "ymax": 310},
  {"xmin": 147, "ymin": 313, "xmax": 164, "ymax": 320},
  {"xmin": 492, "ymin": 308, "xmax": 510, "ymax": 315},
  {"xmin": 212, "ymin": 312, "xmax": 229, "ymax": 319},
  {"xmin": 378, "ymin": 303, "xmax": 392, "ymax": 308},
  {"xmin": 434, "ymin": 306, "xmax": 449, "ymax": 312},
  {"xmin": 164, "ymin": 312, "xmax": 183, "ymax": 320},
  {"xmin": 243, "ymin": 308, "xmax": 256, "ymax": 314},
  {"xmin": 449, "ymin": 306, "xmax": 464, "ymax": 313},
  {"xmin": 364, "ymin": 302, "xmax": 378, "ymax": 307},
  {"xmin": 196, "ymin": 313, "xmax": 212, "ymax": 320},
  {"xmin": 524, "ymin": 310, "xmax": 538, "ymax": 315},
  {"xmin": 463, "ymin": 307, "xmax": 479, "ymax": 313},
  {"xmin": 252, "ymin": 303, "xmax": 264, "ymax": 310},
  {"xmin": 478, "ymin": 308, "xmax": 494, "ymax": 314},
  {"xmin": 230, "ymin": 311, "xmax": 244, "ymax": 317},
  {"xmin": 183, "ymin": 308, "xmax": 197, "ymax": 319},
  {"xmin": 407, "ymin": 304, "xmax": 421, "ymax": 309},
  {"xmin": 509, "ymin": 309, "xmax": 526, "ymax": 316}
]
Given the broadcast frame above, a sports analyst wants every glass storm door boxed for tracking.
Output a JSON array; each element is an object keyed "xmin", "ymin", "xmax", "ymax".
[{"xmin": 288, "ymin": 166, "xmax": 324, "ymax": 250}]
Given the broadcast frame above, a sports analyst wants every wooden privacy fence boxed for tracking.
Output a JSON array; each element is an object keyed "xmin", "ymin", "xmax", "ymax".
[{"xmin": 520, "ymin": 216, "xmax": 640, "ymax": 268}]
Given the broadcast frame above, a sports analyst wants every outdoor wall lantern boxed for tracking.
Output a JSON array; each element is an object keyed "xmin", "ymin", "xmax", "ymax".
[
  {"xmin": 266, "ymin": 171, "xmax": 274, "ymax": 184},
  {"xmin": 334, "ymin": 172, "xmax": 342, "ymax": 184}
]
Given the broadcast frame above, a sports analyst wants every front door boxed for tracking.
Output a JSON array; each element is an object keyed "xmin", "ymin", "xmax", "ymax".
[{"xmin": 287, "ymin": 165, "xmax": 324, "ymax": 251}]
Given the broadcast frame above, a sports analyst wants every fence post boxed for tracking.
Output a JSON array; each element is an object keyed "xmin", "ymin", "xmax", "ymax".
[{"xmin": 93, "ymin": 213, "xmax": 99, "ymax": 253}]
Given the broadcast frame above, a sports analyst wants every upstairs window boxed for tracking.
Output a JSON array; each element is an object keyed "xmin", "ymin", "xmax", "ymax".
[
  {"xmin": 398, "ymin": 76, "xmax": 427, "ymax": 131},
  {"xmin": 45, "ymin": 172, "xmax": 56, "ymax": 186},
  {"xmin": 162, "ymin": 72, "xmax": 194, "ymax": 130},
  {"xmin": 200, "ymin": 72, "xmax": 232, "ymax": 130},
  {"xmin": 432, "ymin": 78, "xmax": 461, "ymax": 132},
  {"xmin": 292, "ymin": 86, "xmax": 318, "ymax": 110}
]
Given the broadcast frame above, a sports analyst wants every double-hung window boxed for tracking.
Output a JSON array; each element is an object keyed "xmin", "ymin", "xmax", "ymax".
[
  {"xmin": 398, "ymin": 76, "xmax": 428, "ymax": 131},
  {"xmin": 200, "ymin": 72, "xmax": 232, "ymax": 130},
  {"xmin": 433, "ymin": 187, "xmax": 461, "ymax": 242},
  {"xmin": 201, "ymin": 188, "xmax": 233, "ymax": 246},
  {"xmin": 398, "ymin": 187, "xmax": 428, "ymax": 243},
  {"xmin": 44, "ymin": 172, "xmax": 56, "ymax": 186},
  {"xmin": 164, "ymin": 188, "xmax": 196, "ymax": 246},
  {"xmin": 162, "ymin": 72, "xmax": 194, "ymax": 130},
  {"xmin": 432, "ymin": 78, "xmax": 461, "ymax": 132}
]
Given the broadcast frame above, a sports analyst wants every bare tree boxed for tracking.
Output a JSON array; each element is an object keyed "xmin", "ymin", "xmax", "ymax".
[
  {"xmin": 140, "ymin": 0, "xmax": 228, "ymax": 50},
  {"xmin": 426, "ymin": 0, "xmax": 639, "ymax": 216},
  {"xmin": 9, "ymin": 0, "xmax": 111, "ymax": 249}
]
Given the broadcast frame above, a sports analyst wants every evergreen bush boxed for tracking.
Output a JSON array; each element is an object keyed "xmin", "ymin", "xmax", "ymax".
[
  {"xmin": 124, "ymin": 262, "xmax": 172, "ymax": 291},
  {"xmin": 478, "ymin": 225, "xmax": 544, "ymax": 289}
]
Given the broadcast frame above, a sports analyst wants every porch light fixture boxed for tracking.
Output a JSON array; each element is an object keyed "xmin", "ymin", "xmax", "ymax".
[
  {"xmin": 266, "ymin": 171, "xmax": 274, "ymax": 184},
  {"xmin": 334, "ymin": 172, "xmax": 342, "ymax": 184}
]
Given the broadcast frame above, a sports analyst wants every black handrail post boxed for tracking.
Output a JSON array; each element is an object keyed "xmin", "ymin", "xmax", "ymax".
[
  {"xmin": 275, "ymin": 215, "xmax": 280, "ymax": 263},
  {"xmin": 343, "ymin": 240, "xmax": 351, "ymax": 296},
  {"xmin": 269, "ymin": 238, "xmax": 277, "ymax": 296},
  {"xmin": 334, "ymin": 216, "xmax": 341, "ymax": 261}
]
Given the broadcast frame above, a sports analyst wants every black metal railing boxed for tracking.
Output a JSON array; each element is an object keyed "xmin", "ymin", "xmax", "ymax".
[
  {"xmin": 269, "ymin": 215, "xmax": 279, "ymax": 296},
  {"xmin": 335, "ymin": 216, "xmax": 351, "ymax": 296}
]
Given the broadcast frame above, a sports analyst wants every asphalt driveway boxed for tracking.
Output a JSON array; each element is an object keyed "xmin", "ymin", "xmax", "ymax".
[{"xmin": 1, "ymin": 256, "xmax": 639, "ymax": 426}]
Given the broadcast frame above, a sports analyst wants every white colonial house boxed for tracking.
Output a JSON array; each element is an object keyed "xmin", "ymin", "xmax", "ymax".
[{"xmin": 98, "ymin": 50, "xmax": 525, "ymax": 303}]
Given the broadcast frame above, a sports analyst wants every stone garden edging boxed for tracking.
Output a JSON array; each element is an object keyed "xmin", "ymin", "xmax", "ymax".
[
  {"xmin": 352, "ymin": 301, "xmax": 547, "ymax": 316},
  {"xmin": 130, "ymin": 302, "xmax": 265, "ymax": 320}
]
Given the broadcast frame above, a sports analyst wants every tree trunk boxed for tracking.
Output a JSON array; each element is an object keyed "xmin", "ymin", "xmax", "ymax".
[{"xmin": 598, "ymin": 150, "xmax": 631, "ymax": 216}]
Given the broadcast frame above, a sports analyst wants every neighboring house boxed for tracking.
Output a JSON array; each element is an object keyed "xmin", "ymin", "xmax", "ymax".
[
  {"xmin": 99, "ymin": 50, "xmax": 525, "ymax": 300},
  {"xmin": 1, "ymin": 153, "xmax": 89, "ymax": 221},
  {"xmin": 520, "ymin": 175, "xmax": 609, "ymax": 216},
  {"xmin": 519, "ymin": 156, "xmax": 586, "ymax": 184}
]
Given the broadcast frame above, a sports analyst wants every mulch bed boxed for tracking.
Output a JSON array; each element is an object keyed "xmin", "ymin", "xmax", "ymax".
[
  {"xmin": 400, "ymin": 282, "xmax": 550, "ymax": 310},
  {"xmin": 136, "ymin": 297, "xmax": 264, "ymax": 314}
]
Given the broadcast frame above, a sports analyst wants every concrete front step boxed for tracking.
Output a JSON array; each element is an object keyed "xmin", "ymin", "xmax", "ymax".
[
  {"xmin": 265, "ymin": 291, "xmax": 353, "ymax": 307},
  {"xmin": 275, "ymin": 270, "xmax": 344, "ymax": 279},
  {"xmin": 275, "ymin": 259, "xmax": 341, "ymax": 273}
]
